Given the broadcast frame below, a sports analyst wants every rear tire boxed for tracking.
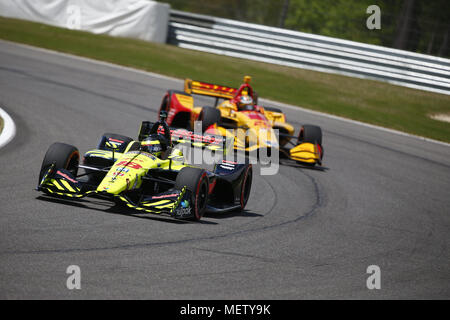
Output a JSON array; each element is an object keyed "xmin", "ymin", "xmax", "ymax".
[
  {"xmin": 159, "ymin": 92, "xmax": 170, "ymax": 115},
  {"xmin": 175, "ymin": 167, "xmax": 209, "ymax": 221},
  {"xmin": 39, "ymin": 142, "xmax": 79, "ymax": 183},
  {"xmin": 199, "ymin": 107, "xmax": 221, "ymax": 132}
]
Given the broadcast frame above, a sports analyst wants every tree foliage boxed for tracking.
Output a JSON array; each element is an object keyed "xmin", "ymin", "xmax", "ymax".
[{"xmin": 159, "ymin": 0, "xmax": 449, "ymax": 57}]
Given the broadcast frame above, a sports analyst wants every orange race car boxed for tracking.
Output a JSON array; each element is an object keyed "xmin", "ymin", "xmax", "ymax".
[{"xmin": 158, "ymin": 76, "xmax": 324, "ymax": 166}]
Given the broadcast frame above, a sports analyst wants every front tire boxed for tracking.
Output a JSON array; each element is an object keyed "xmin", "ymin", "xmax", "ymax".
[
  {"xmin": 239, "ymin": 164, "xmax": 253, "ymax": 210},
  {"xmin": 298, "ymin": 125, "xmax": 322, "ymax": 146},
  {"xmin": 175, "ymin": 167, "xmax": 209, "ymax": 221},
  {"xmin": 297, "ymin": 125, "xmax": 324, "ymax": 164},
  {"xmin": 39, "ymin": 142, "xmax": 79, "ymax": 183}
]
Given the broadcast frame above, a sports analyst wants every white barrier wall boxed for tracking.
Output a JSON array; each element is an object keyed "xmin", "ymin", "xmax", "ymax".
[
  {"xmin": 169, "ymin": 10, "xmax": 450, "ymax": 95},
  {"xmin": 0, "ymin": 0, "xmax": 170, "ymax": 43}
]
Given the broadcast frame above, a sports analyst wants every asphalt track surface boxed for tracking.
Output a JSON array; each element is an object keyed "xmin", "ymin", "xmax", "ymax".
[{"xmin": 0, "ymin": 41, "xmax": 449, "ymax": 299}]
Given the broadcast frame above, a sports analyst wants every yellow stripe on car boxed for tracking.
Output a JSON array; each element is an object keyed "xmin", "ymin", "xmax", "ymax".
[{"xmin": 60, "ymin": 180, "xmax": 76, "ymax": 192}]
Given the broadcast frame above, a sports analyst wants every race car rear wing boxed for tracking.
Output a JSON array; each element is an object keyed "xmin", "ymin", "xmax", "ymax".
[{"xmin": 184, "ymin": 79, "xmax": 237, "ymax": 100}]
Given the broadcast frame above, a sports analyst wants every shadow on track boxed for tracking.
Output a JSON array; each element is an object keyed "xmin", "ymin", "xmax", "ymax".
[
  {"xmin": 280, "ymin": 159, "xmax": 329, "ymax": 171},
  {"xmin": 204, "ymin": 209, "xmax": 263, "ymax": 220},
  {"xmin": 36, "ymin": 195, "xmax": 218, "ymax": 225}
]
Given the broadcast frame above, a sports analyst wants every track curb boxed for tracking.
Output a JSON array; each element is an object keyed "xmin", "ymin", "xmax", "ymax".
[{"xmin": 0, "ymin": 107, "xmax": 16, "ymax": 149}]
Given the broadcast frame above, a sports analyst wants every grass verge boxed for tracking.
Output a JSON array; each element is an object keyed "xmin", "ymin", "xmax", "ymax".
[{"xmin": 1, "ymin": 17, "xmax": 449, "ymax": 142}]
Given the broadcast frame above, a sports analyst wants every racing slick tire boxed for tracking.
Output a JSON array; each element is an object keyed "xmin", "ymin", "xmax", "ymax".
[
  {"xmin": 239, "ymin": 164, "xmax": 253, "ymax": 210},
  {"xmin": 175, "ymin": 167, "xmax": 209, "ymax": 221},
  {"xmin": 98, "ymin": 133, "xmax": 133, "ymax": 153},
  {"xmin": 298, "ymin": 125, "xmax": 322, "ymax": 146},
  {"xmin": 297, "ymin": 125, "xmax": 323, "ymax": 165},
  {"xmin": 39, "ymin": 142, "xmax": 79, "ymax": 183},
  {"xmin": 199, "ymin": 107, "xmax": 221, "ymax": 133}
]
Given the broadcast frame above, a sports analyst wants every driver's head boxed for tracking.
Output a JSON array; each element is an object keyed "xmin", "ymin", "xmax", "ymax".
[
  {"xmin": 141, "ymin": 134, "xmax": 168, "ymax": 157},
  {"xmin": 238, "ymin": 95, "xmax": 254, "ymax": 110}
]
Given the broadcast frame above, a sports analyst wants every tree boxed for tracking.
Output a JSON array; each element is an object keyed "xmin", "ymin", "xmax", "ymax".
[{"xmin": 158, "ymin": 0, "xmax": 449, "ymax": 57}]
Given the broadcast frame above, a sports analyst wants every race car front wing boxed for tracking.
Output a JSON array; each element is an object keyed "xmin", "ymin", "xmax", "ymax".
[{"xmin": 37, "ymin": 164, "xmax": 195, "ymax": 219}]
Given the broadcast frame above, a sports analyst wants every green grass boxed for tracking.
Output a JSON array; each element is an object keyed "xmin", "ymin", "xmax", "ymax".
[
  {"xmin": 0, "ymin": 116, "xmax": 3, "ymax": 135},
  {"xmin": 1, "ymin": 17, "xmax": 449, "ymax": 142}
]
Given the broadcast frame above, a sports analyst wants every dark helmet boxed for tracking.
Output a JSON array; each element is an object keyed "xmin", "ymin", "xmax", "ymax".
[{"xmin": 141, "ymin": 133, "xmax": 168, "ymax": 157}]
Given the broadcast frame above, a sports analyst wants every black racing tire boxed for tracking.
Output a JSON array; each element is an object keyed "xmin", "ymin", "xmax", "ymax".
[
  {"xmin": 239, "ymin": 164, "xmax": 253, "ymax": 210},
  {"xmin": 199, "ymin": 107, "xmax": 221, "ymax": 132},
  {"xmin": 298, "ymin": 125, "xmax": 322, "ymax": 146},
  {"xmin": 175, "ymin": 167, "xmax": 209, "ymax": 221},
  {"xmin": 39, "ymin": 142, "xmax": 79, "ymax": 184},
  {"xmin": 98, "ymin": 133, "xmax": 133, "ymax": 153}
]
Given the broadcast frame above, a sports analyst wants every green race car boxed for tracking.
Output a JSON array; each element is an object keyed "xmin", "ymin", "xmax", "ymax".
[{"xmin": 37, "ymin": 114, "xmax": 253, "ymax": 221}]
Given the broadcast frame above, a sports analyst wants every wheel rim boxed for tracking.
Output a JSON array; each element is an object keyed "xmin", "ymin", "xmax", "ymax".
[
  {"xmin": 194, "ymin": 174, "xmax": 208, "ymax": 219},
  {"xmin": 197, "ymin": 180, "xmax": 208, "ymax": 211}
]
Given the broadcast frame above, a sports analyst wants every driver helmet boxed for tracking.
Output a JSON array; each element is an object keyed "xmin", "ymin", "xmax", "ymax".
[
  {"xmin": 141, "ymin": 134, "xmax": 168, "ymax": 157},
  {"xmin": 238, "ymin": 95, "xmax": 254, "ymax": 110}
]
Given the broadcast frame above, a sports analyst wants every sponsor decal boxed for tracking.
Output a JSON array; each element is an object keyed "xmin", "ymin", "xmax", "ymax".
[
  {"xmin": 112, "ymin": 170, "xmax": 127, "ymax": 177},
  {"xmin": 140, "ymin": 151, "xmax": 157, "ymax": 159},
  {"xmin": 176, "ymin": 207, "xmax": 191, "ymax": 217},
  {"xmin": 192, "ymin": 81, "xmax": 236, "ymax": 95},
  {"xmin": 222, "ymin": 160, "xmax": 237, "ymax": 165},
  {"xmin": 56, "ymin": 171, "xmax": 78, "ymax": 184},
  {"xmin": 116, "ymin": 161, "xmax": 142, "ymax": 169},
  {"xmin": 181, "ymin": 200, "xmax": 189, "ymax": 208},
  {"xmin": 244, "ymin": 111, "xmax": 268, "ymax": 121},
  {"xmin": 126, "ymin": 151, "xmax": 156, "ymax": 160},
  {"xmin": 168, "ymin": 108, "xmax": 176, "ymax": 123},
  {"xmin": 176, "ymin": 200, "xmax": 191, "ymax": 217},
  {"xmin": 149, "ymin": 145, "xmax": 162, "ymax": 152},
  {"xmin": 152, "ymin": 193, "xmax": 178, "ymax": 200}
]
